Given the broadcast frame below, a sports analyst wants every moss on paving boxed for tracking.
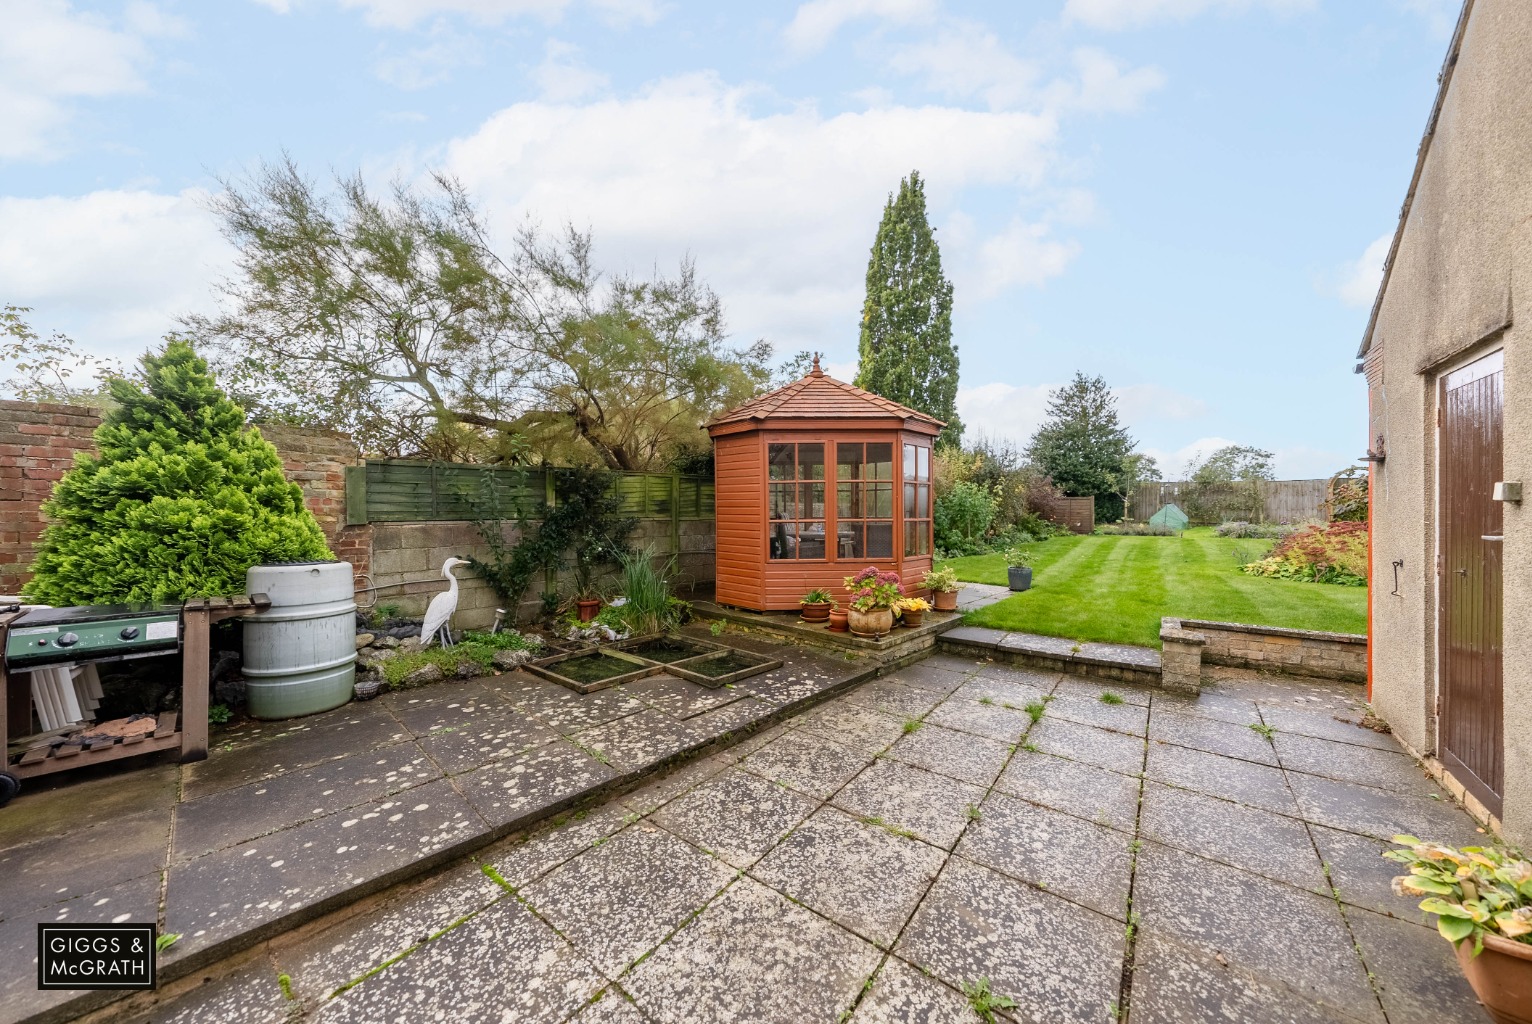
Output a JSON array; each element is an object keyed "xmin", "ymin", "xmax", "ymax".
[{"xmin": 943, "ymin": 528, "xmax": 1366, "ymax": 648}]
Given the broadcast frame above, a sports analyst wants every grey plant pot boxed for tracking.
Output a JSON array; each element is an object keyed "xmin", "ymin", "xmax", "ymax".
[{"xmin": 1007, "ymin": 566, "xmax": 1033, "ymax": 592}]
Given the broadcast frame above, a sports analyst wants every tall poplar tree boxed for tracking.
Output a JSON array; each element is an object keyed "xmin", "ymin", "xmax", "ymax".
[{"xmin": 855, "ymin": 171, "xmax": 962, "ymax": 446}]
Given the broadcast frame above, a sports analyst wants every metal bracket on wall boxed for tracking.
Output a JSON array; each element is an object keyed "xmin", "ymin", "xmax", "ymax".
[{"xmin": 1391, "ymin": 559, "xmax": 1404, "ymax": 597}]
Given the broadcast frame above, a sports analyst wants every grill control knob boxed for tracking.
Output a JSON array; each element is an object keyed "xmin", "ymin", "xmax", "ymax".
[
  {"xmin": 37, "ymin": 638, "xmax": 48, "ymax": 646},
  {"xmin": 56, "ymin": 632, "xmax": 80, "ymax": 647},
  {"xmin": 119, "ymin": 626, "xmax": 140, "ymax": 640}
]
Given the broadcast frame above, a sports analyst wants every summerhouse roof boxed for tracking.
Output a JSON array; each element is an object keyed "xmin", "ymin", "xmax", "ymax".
[{"xmin": 708, "ymin": 356, "xmax": 946, "ymax": 431}]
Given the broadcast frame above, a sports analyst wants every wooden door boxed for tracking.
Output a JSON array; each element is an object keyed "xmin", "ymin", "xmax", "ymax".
[{"xmin": 1438, "ymin": 349, "xmax": 1504, "ymax": 814}]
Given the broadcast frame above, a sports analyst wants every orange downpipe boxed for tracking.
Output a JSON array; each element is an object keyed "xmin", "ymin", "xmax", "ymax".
[{"xmin": 1367, "ymin": 389, "xmax": 1375, "ymax": 702}]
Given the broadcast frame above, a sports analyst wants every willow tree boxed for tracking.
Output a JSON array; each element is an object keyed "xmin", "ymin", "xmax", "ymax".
[
  {"xmin": 190, "ymin": 159, "xmax": 769, "ymax": 467},
  {"xmin": 855, "ymin": 171, "xmax": 962, "ymax": 446}
]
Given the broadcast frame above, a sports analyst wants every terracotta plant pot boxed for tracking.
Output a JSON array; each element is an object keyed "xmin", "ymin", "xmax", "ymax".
[
  {"xmin": 575, "ymin": 598, "xmax": 602, "ymax": 623},
  {"xmin": 827, "ymin": 608, "xmax": 849, "ymax": 632},
  {"xmin": 847, "ymin": 607, "xmax": 895, "ymax": 638},
  {"xmin": 800, "ymin": 601, "xmax": 832, "ymax": 623},
  {"xmin": 902, "ymin": 610, "xmax": 925, "ymax": 629},
  {"xmin": 1457, "ymin": 932, "xmax": 1532, "ymax": 1024},
  {"xmin": 932, "ymin": 590, "xmax": 958, "ymax": 612}
]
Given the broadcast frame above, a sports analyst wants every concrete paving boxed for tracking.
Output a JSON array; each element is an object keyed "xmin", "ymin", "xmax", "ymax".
[
  {"xmin": 0, "ymin": 627, "xmax": 876, "ymax": 1024},
  {"xmin": 90, "ymin": 652, "xmax": 1493, "ymax": 1024}
]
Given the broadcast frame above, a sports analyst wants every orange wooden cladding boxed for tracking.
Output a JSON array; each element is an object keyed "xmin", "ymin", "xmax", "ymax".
[{"xmin": 708, "ymin": 364, "xmax": 943, "ymax": 612}]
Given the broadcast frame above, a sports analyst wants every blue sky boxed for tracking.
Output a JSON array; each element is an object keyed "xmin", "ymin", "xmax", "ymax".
[{"xmin": 0, "ymin": 0, "xmax": 1458, "ymax": 477}]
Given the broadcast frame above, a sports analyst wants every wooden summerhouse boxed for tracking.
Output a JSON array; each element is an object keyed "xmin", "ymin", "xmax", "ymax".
[{"xmin": 707, "ymin": 358, "xmax": 943, "ymax": 611}]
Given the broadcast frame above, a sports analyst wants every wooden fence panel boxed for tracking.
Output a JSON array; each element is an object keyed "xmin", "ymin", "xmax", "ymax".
[
  {"xmin": 1128, "ymin": 479, "xmax": 1331, "ymax": 524},
  {"xmin": 1057, "ymin": 497, "xmax": 1095, "ymax": 534}
]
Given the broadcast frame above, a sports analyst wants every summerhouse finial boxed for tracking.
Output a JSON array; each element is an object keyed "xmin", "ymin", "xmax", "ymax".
[{"xmin": 811, "ymin": 352, "xmax": 823, "ymax": 376}]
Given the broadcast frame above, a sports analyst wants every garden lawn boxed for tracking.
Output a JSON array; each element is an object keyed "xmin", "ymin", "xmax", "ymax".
[{"xmin": 942, "ymin": 528, "xmax": 1366, "ymax": 649}]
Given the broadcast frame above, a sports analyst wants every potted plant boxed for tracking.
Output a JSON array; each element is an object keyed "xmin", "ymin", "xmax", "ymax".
[
  {"xmin": 1005, "ymin": 548, "xmax": 1034, "ymax": 592},
  {"xmin": 842, "ymin": 567, "xmax": 903, "ymax": 638},
  {"xmin": 799, "ymin": 588, "xmax": 835, "ymax": 623},
  {"xmin": 827, "ymin": 605, "xmax": 849, "ymax": 632},
  {"xmin": 898, "ymin": 597, "xmax": 931, "ymax": 628},
  {"xmin": 922, "ymin": 566, "xmax": 963, "ymax": 612},
  {"xmin": 572, "ymin": 557, "xmax": 603, "ymax": 623},
  {"xmin": 1387, "ymin": 835, "xmax": 1532, "ymax": 1023}
]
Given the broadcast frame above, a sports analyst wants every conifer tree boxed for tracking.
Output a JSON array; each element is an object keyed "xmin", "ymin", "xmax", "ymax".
[
  {"xmin": 855, "ymin": 171, "xmax": 962, "ymax": 446},
  {"xmin": 24, "ymin": 339, "xmax": 332, "ymax": 605},
  {"xmin": 1025, "ymin": 372, "xmax": 1136, "ymax": 523}
]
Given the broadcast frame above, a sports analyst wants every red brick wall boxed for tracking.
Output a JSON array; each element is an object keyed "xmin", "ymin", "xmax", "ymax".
[{"xmin": 0, "ymin": 399, "xmax": 371, "ymax": 597}]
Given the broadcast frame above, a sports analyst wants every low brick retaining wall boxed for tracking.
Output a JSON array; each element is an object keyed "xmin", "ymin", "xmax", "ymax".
[{"xmin": 1160, "ymin": 617, "xmax": 1367, "ymax": 686}]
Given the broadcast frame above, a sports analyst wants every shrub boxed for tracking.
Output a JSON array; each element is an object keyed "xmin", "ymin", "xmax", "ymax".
[
  {"xmin": 612, "ymin": 548, "xmax": 682, "ymax": 635},
  {"xmin": 1386, "ymin": 835, "xmax": 1532, "ymax": 949},
  {"xmin": 24, "ymin": 339, "xmax": 332, "ymax": 605},
  {"xmin": 934, "ymin": 480, "xmax": 1000, "ymax": 553},
  {"xmin": 1214, "ymin": 521, "xmax": 1296, "ymax": 540},
  {"xmin": 1241, "ymin": 520, "xmax": 1367, "ymax": 586}
]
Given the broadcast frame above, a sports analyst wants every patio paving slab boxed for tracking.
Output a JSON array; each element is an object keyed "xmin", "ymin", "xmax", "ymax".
[
  {"xmin": 571, "ymin": 707, "xmax": 706, "ymax": 772},
  {"xmin": 483, "ymin": 803, "xmax": 638, "ymax": 889},
  {"xmin": 271, "ymin": 860, "xmax": 505, "ymax": 1002},
  {"xmin": 958, "ymin": 791, "xmax": 1133, "ymax": 919},
  {"xmin": 897, "ymin": 855, "xmax": 1125, "ymax": 1024},
  {"xmin": 512, "ymin": 683, "xmax": 646, "ymax": 733},
  {"xmin": 650, "ymin": 766, "xmax": 815, "ymax": 868},
  {"xmin": 833, "ymin": 757, "xmax": 988, "ymax": 850},
  {"xmin": 1345, "ymin": 903, "xmax": 1485, "ymax": 1024},
  {"xmin": 885, "ymin": 722, "xmax": 1012, "ymax": 788},
  {"xmin": 315, "ymin": 893, "xmax": 604, "ymax": 1024},
  {"xmin": 891, "ymin": 658, "xmax": 974, "ymax": 694},
  {"xmin": 1287, "ymin": 772, "xmax": 1483, "ymax": 844},
  {"xmin": 1051, "ymin": 674, "xmax": 1154, "ymax": 707},
  {"xmin": 1127, "ymin": 930, "xmax": 1362, "ymax": 1024},
  {"xmin": 922, "ymin": 695, "xmax": 1034, "ymax": 743},
  {"xmin": 622, "ymin": 877, "xmax": 883, "ymax": 1024},
  {"xmin": 739, "ymin": 728, "xmax": 873, "ymax": 800},
  {"xmin": 993, "ymin": 749, "xmax": 1142, "ymax": 832},
  {"xmin": 625, "ymin": 673, "xmax": 746, "ymax": 719},
  {"xmin": 521, "ymin": 822, "xmax": 735, "ymax": 976},
  {"xmin": 1028, "ymin": 716, "xmax": 1146, "ymax": 776},
  {"xmin": 842, "ymin": 677, "xmax": 946, "ymax": 719},
  {"xmin": 162, "ymin": 777, "xmax": 482, "ymax": 963},
  {"xmin": 0, "ymin": 806, "xmax": 169, "ymax": 919},
  {"xmin": 1153, "ymin": 688, "xmax": 1262, "ymax": 726},
  {"xmin": 1043, "ymin": 690, "xmax": 1150, "ymax": 735},
  {"xmin": 1258, "ymin": 705, "xmax": 1401, "ymax": 751},
  {"xmin": 1137, "ymin": 781, "xmax": 1328, "ymax": 893},
  {"xmin": 455, "ymin": 738, "xmax": 621, "ymax": 829},
  {"xmin": 0, "ymin": 763, "xmax": 178, "ymax": 848},
  {"xmin": 171, "ymin": 740, "xmax": 440, "ymax": 861},
  {"xmin": 1145, "ymin": 739, "xmax": 1298, "ymax": 816},
  {"xmin": 1272, "ymin": 730, "xmax": 1439, "ymax": 796},
  {"xmin": 682, "ymin": 692, "xmax": 781, "ymax": 736},
  {"xmin": 849, "ymin": 956, "xmax": 982, "ymax": 1024},
  {"xmin": 751, "ymin": 805, "xmax": 945, "ymax": 948},
  {"xmin": 121, "ymin": 958, "xmax": 292, "ymax": 1024},
  {"xmin": 1308, "ymin": 822, "xmax": 1438, "ymax": 924},
  {"xmin": 798, "ymin": 700, "xmax": 907, "ymax": 755},
  {"xmin": 1132, "ymin": 842, "xmax": 1384, "ymax": 1022},
  {"xmin": 413, "ymin": 703, "xmax": 561, "ymax": 775},
  {"xmin": 617, "ymin": 752, "xmax": 735, "ymax": 817},
  {"xmin": 1147, "ymin": 707, "xmax": 1279, "ymax": 765}
]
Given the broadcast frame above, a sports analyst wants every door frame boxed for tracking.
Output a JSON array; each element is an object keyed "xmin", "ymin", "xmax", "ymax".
[{"xmin": 1432, "ymin": 345, "xmax": 1505, "ymax": 814}]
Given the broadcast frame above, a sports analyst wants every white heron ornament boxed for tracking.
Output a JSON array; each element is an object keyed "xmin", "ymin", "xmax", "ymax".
[{"xmin": 421, "ymin": 557, "xmax": 470, "ymax": 648}]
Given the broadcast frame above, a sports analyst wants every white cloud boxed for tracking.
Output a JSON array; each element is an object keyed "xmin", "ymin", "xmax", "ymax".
[
  {"xmin": 441, "ymin": 73, "xmax": 1062, "ymax": 358},
  {"xmin": 887, "ymin": 21, "xmax": 1040, "ymax": 110},
  {"xmin": 969, "ymin": 218, "xmax": 1081, "ymax": 297},
  {"xmin": 0, "ymin": 189, "xmax": 232, "ymax": 356},
  {"xmin": 530, "ymin": 39, "xmax": 609, "ymax": 101},
  {"xmin": 1272, "ymin": 445, "xmax": 1357, "ymax": 479},
  {"xmin": 336, "ymin": 0, "xmax": 567, "ymax": 28},
  {"xmin": 783, "ymin": 0, "xmax": 937, "ymax": 54},
  {"xmin": 1114, "ymin": 383, "xmax": 1208, "ymax": 422},
  {"xmin": 0, "ymin": 0, "xmax": 182, "ymax": 161},
  {"xmin": 1141, "ymin": 436, "xmax": 1237, "ymax": 477},
  {"xmin": 1399, "ymin": 0, "xmax": 1458, "ymax": 38},
  {"xmin": 374, "ymin": 22, "xmax": 482, "ymax": 90},
  {"xmin": 588, "ymin": 0, "xmax": 665, "ymax": 27},
  {"xmin": 1336, "ymin": 231, "xmax": 1392, "ymax": 308},
  {"xmin": 1054, "ymin": 47, "xmax": 1166, "ymax": 113},
  {"xmin": 957, "ymin": 381, "xmax": 1054, "ymax": 446},
  {"xmin": 1062, "ymin": 0, "xmax": 1315, "ymax": 32}
]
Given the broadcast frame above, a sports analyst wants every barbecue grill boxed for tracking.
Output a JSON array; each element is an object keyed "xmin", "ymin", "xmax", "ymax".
[{"xmin": 4, "ymin": 604, "xmax": 183, "ymax": 668}]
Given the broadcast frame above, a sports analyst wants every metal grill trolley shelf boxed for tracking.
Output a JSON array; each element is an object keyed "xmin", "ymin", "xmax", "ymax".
[{"xmin": 0, "ymin": 595, "xmax": 270, "ymax": 807}]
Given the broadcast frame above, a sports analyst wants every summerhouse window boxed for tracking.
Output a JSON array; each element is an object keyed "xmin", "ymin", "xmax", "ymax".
[
  {"xmin": 903, "ymin": 442, "xmax": 932, "ymax": 556},
  {"xmin": 835, "ymin": 442, "xmax": 894, "ymax": 560},
  {"xmin": 768, "ymin": 442, "xmax": 826, "ymax": 560}
]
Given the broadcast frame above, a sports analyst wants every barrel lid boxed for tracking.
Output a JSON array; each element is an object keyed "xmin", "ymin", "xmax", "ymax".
[{"xmin": 252, "ymin": 560, "xmax": 343, "ymax": 567}]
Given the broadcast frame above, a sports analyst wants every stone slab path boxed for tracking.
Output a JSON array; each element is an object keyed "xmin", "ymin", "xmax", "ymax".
[
  {"xmin": 0, "ymin": 630, "xmax": 874, "ymax": 1024},
  {"xmin": 97, "ymin": 653, "xmax": 1493, "ymax": 1024}
]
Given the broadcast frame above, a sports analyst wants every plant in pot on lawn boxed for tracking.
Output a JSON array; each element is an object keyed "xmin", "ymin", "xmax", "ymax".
[
  {"xmin": 799, "ymin": 588, "xmax": 834, "ymax": 623},
  {"xmin": 843, "ymin": 567, "xmax": 902, "ymax": 637},
  {"xmin": 921, "ymin": 566, "xmax": 963, "ymax": 612},
  {"xmin": 1387, "ymin": 835, "xmax": 1532, "ymax": 1023},
  {"xmin": 1005, "ymin": 548, "xmax": 1034, "ymax": 592}
]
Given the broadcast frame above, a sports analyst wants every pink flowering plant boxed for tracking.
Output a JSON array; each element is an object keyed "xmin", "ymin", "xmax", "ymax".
[{"xmin": 842, "ymin": 566, "xmax": 903, "ymax": 612}]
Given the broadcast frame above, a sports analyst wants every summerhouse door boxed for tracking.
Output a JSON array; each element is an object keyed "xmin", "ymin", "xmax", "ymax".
[{"xmin": 1438, "ymin": 349, "xmax": 1503, "ymax": 814}]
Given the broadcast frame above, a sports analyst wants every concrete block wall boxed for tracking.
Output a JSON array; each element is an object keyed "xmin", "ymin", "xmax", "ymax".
[
  {"xmin": 0, "ymin": 399, "xmax": 369, "ymax": 596},
  {"xmin": 1163, "ymin": 617, "xmax": 1367, "ymax": 684}
]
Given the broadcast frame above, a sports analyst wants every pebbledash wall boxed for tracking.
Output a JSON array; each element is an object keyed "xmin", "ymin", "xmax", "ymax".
[{"xmin": 0, "ymin": 399, "xmax": 716, "ymax": 628}]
